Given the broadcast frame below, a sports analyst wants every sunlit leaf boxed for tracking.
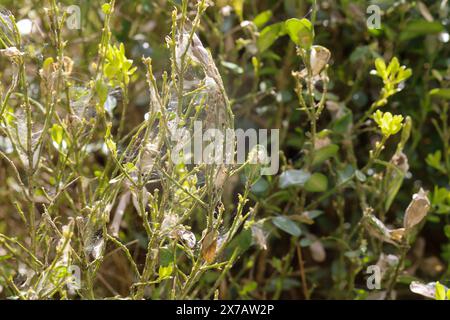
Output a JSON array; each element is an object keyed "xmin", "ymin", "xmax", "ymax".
[
  {"xmin": 257, "ymin": 22, "xmax": 285, "ymax": 52},
  {"xmin": 253, "ymin": 10, "xmax": 272, "ymax": 29},
  {"xmin": 285, "ymin": 18, "xmax": 313, "ymax": 49},
  {"xmin": 430, "ymin": 88, "xmax": 450, "ymax": 100}
]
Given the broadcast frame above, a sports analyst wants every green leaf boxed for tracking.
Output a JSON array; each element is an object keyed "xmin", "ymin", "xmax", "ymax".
[
  {"xmin": 0, "ymin": 254, "xmax": 13, "ymax": 262},
  {"xmin": 105, "ymin": 138, "xmax": 117, "ymax": 156},
  {"xmin": 227, "ymin": 228, "xmax": 252, "ymax": 258},
  {"xmin": 430, "ymin": 88, "xmax": 450, "ymax": 100},
  {"xmin": 384, "ymin": 171, "xmax": 404, "ymax": 212},
  {"xmin": 51, "ymin": 124, "xmax": 64, "ymax": 146},
  {"xmin": 299, "ymin": 238, "xmax": 313, "ymax": 247},
  {"xmin": 355, "ymin": 170, "xmax": 366, "ymax": 182},
  {"xmin": 330, "ymin": 107, "xmax": 353, "ymax": 134},
  {"xmin": 159, "ymin": 247, "xmax": 173, "ymax": 267},
  {"xmin": 257, "ymin": 22, "xmax": 284, "ymax": 52},
  {"xmin": 221, "ymin": 61, "xmax": 244, "ymax": 74},
  {"xmin": 124, "ymin": 162, "xmax": 137, "ymax": 173},
  {"xmin": 273, "ymin": 216, "xmax": 302, "ymax": 237},
  {"xmin": 285, "ymin": 18, "xmax": 313, "ymax": 49},
  {"xmin": 303, "ymin": 210, "xmax": 323, "ymax": 220},
  {"xmin": 399, "ymin": 20, "xmax": 444, "ymax": 41},
  {"xmin": 426, "ymin": 150, "xmax": 446, "ymax": 173},
  {"xmin": 251, "ymin": 177, "xmax": 269, "ymax": 195},
  {"xmin": 271, "ymin": 257, "xmax": 283, "ymax": 272},
  {"xmin": 95, "ymin": 79, "xmax": 108, "ymax": 111},
  {"xmin": 444, "ymin": 225, "xmax": 450, "ymax": 239},
  {"xmin": 240, "ymin": 281, "xmax": 257, "ymax": 296},
  {"xmin": 304, "ymin": 173, "xmax": 328, "ymax": 193},
  {"xmin": 253, "ymin": 10, "xmax": 272, "ymax": 29},
  {"xmin": 337, "ymin": 165, "xmax": 355, "ymax": 184},
  {"xmin": 431, "ymin": 186, "xmax": 449, "ymax": 207},
  {"xmin": 42, "ymin": 57, "xmax": 54, "ymax": 72},
  {"xmin": 312, "ymin": 144, "xmax": 339, "ymax": 167},
  {"xmin": 279, "ymin": 169, "xmax": 311, "ymax": 189}
]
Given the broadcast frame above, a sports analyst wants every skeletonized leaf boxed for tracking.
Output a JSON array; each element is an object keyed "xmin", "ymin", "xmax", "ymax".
[{"xmin": 179, "ymin": 229, "xmax": 196, "ymax": 249}]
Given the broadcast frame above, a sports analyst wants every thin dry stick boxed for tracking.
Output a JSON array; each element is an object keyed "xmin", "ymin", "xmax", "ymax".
[{"xmin": 296, "ymin": 244, "xmax": 310, "ymax": 300}]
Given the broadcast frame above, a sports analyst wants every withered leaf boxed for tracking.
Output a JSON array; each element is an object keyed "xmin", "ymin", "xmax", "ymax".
[
  {"xmin": 179, "ymin": 229, "xmax": 196, "ymax": 249},
  {"xmin": 364, "ymin": 213, "xmax": 393, "ymax": 243},
  {"xmin": 403, "ymin": 188, "xmax": 430, "ymax": 230},
  {"xmin": 251, "ymin": 224, "xmax": 267, "ymax": 250},
  {"xmin": 389, "ymin": 228, "xmax": 405, "ymax": 242},
  {"xmin": 299, "ymin": 45, "xmax": 331, "ymax": 78},
  {"xmin": 410, "ymin": 281, "xmax": 443, "ymax": 299},
  {"xmin": 364, "ymin": 213, "xmax": 404, "ymax": 244},
  {"xmin": 201, "ymin": 230, "xmax": 218, "ymax": 263}
]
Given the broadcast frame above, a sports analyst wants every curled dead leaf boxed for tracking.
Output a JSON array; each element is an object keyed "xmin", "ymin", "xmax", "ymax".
[
  {"xmin": 201, "ymin": 230, "xmax": 218, "ymax": 263},
  {"xmin": 403, "ymin": 188, "xmax": 430, "ymax": 230},
  {"xmin": 214, "ymin": 165, "xmax": 228, "ymax": 190},
  {"xmin": 299, "ymin": 45, "xmax": 331, "ymax": 78},
  {"xmin": 364, "ymin": 212, "xmax": 403, "ymax": 245},
  {"xmin": 364, "ymin": 213, "xmax": 394, "ymax": 244},
  {"xmin": 0, "ymin": 47, "xmax": 24, "ymax": 59},
  {"xmin": 410, "ymin": 281, "xmax": 442, "ymax": 299},
  {"xmin": 389, "ymin": 228, "xmax": 405, "ymax": 242}
]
